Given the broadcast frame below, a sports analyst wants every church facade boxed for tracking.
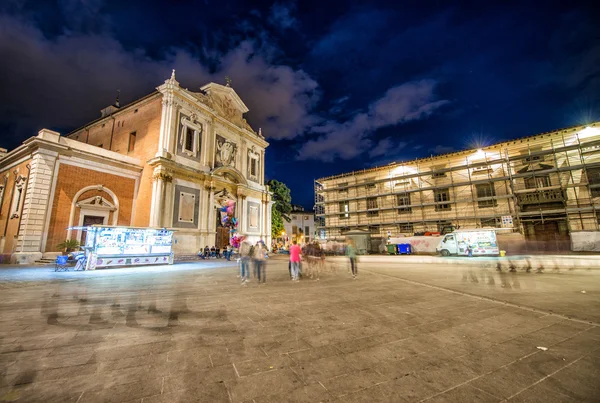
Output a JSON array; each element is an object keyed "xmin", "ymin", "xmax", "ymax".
[{"xmin": 0, "ymin": 72, "xmax": 272, "ymax": 264}]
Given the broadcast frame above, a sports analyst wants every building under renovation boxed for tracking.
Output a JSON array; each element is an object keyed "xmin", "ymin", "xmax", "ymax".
[{"xmin": 314, "ymin": 123, "xmax": 600, "ymax": 252}]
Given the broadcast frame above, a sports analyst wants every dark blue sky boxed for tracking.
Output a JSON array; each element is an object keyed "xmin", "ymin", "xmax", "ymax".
[{"xmin": 1, "ymin": 1, "xmax": 599, "ymax": 208}]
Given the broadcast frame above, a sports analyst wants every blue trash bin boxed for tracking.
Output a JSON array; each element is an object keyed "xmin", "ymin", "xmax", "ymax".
[{"xmin": 398, "ymin": 243, "xmax": 412, "ymax": 255}]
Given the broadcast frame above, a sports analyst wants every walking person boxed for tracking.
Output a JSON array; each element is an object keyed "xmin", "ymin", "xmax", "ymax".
[
  {"xmin": 225, "ymin": 244, "xmax": 232, "ymax": 261},
  {"xmin": 253, "ymin": 242, "xmax": 267, "ymax": 283},
  {"xmin": 289, "ymin": 240, "xmax": 301, "ymax": 282},
  {"xmin": 239, "ymin": 240, "xmax": 251, "ymax": 285},
  {"xmin": 346, "ymin": 239, "xmax": 358, "ymax": 279}
]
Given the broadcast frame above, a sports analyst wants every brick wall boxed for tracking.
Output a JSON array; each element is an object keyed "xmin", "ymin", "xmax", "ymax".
[
  {"xmin": 69, "ymin": 95, "xmax": 162, "ymax": 228},
  {"xmin": 45, "ymin": 164, "xmax": 136, "ymax": 252}
]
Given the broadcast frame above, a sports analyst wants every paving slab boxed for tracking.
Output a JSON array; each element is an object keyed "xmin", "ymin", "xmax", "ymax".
[{"xmin": 0, "ymin": 257, "xmax": 598, "ymax": 402}]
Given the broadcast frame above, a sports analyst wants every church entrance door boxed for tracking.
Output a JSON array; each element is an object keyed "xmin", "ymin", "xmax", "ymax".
[
  {"xmin": 81, "ymin": 215, "xmax": 105, "ymax": 246},
  {"xmin": 216, "ymin": 227, "xmax": 229, "ymax": 249}
]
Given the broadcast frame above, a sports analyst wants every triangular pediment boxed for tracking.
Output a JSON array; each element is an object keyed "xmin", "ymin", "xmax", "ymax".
[
  {"xmin": 201, "ymin": 82, "xmax": 249, "ymax": 114},
  {"xmin": 76, "ymin": 195, "xmax": 116, "ymax": 211}
]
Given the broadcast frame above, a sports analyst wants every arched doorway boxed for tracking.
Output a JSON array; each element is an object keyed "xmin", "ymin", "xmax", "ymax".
[{"xmin": 213, "ymin": 188, "xmax": 237, "ymax": 249}]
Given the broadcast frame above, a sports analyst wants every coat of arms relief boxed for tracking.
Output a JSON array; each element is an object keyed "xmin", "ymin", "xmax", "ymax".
[{"xmin": 215, "ymin": 135, "xmax": 237, "ymax": 168}]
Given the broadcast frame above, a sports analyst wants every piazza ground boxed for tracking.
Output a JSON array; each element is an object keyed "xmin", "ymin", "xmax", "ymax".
[{"xmin": 0, "ymin": 256, "xmax": 599, "ymax": 402}]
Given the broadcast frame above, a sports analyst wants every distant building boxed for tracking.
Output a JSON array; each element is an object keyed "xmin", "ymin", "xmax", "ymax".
[
  {"xmin": 315, "ymin": 123, "xmax": 600, "ymax": 251},
  {"xmin": 0, "ymin": 71, "xmax": 272, "ymax": 263},
  {"xmin": 282, "ymin": 205, "xmax": 315, "ymax": 245}
]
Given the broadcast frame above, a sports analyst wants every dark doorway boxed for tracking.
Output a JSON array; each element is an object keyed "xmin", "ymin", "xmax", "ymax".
[
  {"xmin": 81, "ymin": 215, "xmax": 104, "ymax": 247},
  {"xmin": 524, "ymin": 219, "xmax": 569, "ymax": 252},
  {"xmin": 215, "ymin": 209, "xmax": 230, "ymax": 249}
]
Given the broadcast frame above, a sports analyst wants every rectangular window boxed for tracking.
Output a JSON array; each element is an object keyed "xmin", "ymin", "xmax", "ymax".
[
  {"xmin": 338, "ymin": 182, "xmax": 348, "ymax": 193},
  {"xmin": 480, "ymin": 217, "xmax": 499, "ymax": 228},
  {"xmin": 587, "ymin": 167, "xmax": 600, "ymax": 197},
  {"xmin": 13, "ymin": 188, "xmax": 23, "ymax": 214},
  {"xmin": 396, "ymin": 193, "xmax": 411, "ymax": 213},
  {"xmin": 305, "ymin": 226, "xmax": 310, "ymax": 239},
  {"xmin": 434, "ymin": 188, "xmax": 451, "ymax": 211},
  {"xmin": 399, "ymin": 223, "xmax": 414, "ymax": 233},
  {"xmin": 367, "ymin": 197, "xmax": 378, "ymax": 216},
  {"xmin": 128, "ymin": 131, "xmax": 136, "ymax": 152},
  {"xmin": 250, "ymin": 158, "xmax": 257, "ymax": 176},
  {"xmin": 292, "ymin": 225, "xmax": 298, "ymax": 234},
  {"xmin": 524, "ymin": 175, "xmax": 551, "ymax": 189},
  {"xmin": 476, "ymin": 183, "xmax": 497, "ymax": 208},
  {"xmin": 368, "ymin": 225, "xmax": 380, "ymax": 234},
  {"xmin": 432, "ymin": 172, "xmax": 447, "ymax": 178},
  {"xmin": 339, "ymin": 201, "xmax": 349, "ymax": 219},
  {"xmin": 364, "ymin": 178, "xmax": 377, "ymax": 189},
  {"xmin": 184, "ymin": 126, "xmax": 195, "ymax": 152}
]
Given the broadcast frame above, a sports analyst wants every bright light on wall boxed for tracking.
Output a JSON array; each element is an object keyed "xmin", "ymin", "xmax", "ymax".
[{"xmin": 578, "ymin": 126, "xmax": 600, "ymax": 139}]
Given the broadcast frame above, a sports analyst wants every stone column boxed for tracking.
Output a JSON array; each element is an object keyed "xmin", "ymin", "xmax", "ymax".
[{"xmin": 13, "ymin": 145, "xmax": 59, "ymax": 264}]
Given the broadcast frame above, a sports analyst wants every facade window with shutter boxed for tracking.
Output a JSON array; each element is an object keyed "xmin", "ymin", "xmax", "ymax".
[
  {"xmin": 399, "ymin": 223, "xmax": 414, "ymax": 233},
  {"xmin": 339, "ymin": 201, "xmax": 349, "ymax": 218},
  {"xmin": 476, "ymin": 183, "xmax": 497, "ymax": 208},
  {"xmin": 524, "ymin": 175, "xmax": 550, "ymax": 189},
  {"xmin": 434, "ymin": 188, "xmax": 451, "ymax": 211},
  {"xmin": 587, "ymin": 167, "xmax": 600, "ymax": 197},
  {"xmin": 396, "ymin": 192, "xmax": 412, "ymax": 213},
  {"xmin": 367, "ymin": 197, "xmax": 378, "ymax": 216}
]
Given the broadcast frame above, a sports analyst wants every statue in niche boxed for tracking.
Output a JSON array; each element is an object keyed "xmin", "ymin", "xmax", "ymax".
[{"xmin": 215, "ymin": 135, "xmax": 237, "ymax": 168}]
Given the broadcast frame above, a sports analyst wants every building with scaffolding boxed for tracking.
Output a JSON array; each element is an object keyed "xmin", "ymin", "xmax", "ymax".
[{"xmin": 314, "ymin": 123, "xmax": 600, "ymax": 252}]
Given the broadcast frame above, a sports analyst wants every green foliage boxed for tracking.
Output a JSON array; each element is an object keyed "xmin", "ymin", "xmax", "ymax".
[
  {"xmin": 267, "ymin": 179, "xmax": 292, "ymax": 222},
  {"xmin": 57, "ymin": 239, "xmax": 80, "ymax": 253},
  {"xmin": 271, "ymin": 209, "xmax": 285, "ymax": 239}
]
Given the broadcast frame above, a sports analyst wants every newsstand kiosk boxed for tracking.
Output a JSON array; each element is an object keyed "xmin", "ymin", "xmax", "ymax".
[{"xmin": 74, "ymin": 225, "xmax": 175, "ymax": 270}]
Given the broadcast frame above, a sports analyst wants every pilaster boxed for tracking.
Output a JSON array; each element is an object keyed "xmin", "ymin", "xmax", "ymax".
[
  {"xmin": 13, "ymin": 146, "xmax": 59, "ymax": 263},
  {"xmin": 149, "ymin": 168, "xmax": 172, "ymax": 227}
]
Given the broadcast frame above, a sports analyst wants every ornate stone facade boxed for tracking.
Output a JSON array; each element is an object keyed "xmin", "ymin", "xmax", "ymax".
[{"xmin": 0, "ymin": 72, "xmax": 272, "ymax": 263}]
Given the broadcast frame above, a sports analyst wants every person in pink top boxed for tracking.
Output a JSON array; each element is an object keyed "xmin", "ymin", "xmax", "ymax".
[{"xmin": 289, "ymin": 240, "xmax": 302, "ymax": 282}]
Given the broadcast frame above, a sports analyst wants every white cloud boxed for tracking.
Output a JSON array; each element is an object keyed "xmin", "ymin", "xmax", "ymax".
[
  {"xmin": 0, "ymin": 13, "xmax": 319, "ymax": 145},
  {"xmin": 297, "ymin": 80, "xmax": 448, "ymax": 161}
]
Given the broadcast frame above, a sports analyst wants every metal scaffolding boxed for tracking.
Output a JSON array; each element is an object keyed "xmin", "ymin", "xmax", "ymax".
[{"xmin": 314, "ymin": 124, "xmax": 600, "ymax": 240}]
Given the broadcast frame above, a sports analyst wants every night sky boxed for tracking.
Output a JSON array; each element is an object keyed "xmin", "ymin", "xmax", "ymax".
[{"xmin": 1, "ymin": 1, "xmax": 599, "ymax": 209}]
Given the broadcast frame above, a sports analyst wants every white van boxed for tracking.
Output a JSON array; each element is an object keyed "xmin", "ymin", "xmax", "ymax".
[{"xmin": 436, "ymin": 228, "xmax": 499, "ymax": 257}]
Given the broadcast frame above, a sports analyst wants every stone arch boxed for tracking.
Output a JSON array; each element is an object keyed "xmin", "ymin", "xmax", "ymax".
[
  {"xmin": 66, "ymin": 185, "xmax": 120, "ymax": 240},
  {"xmin": 211, "ymin": 166, "xmax": 248, "ymax": 186}
]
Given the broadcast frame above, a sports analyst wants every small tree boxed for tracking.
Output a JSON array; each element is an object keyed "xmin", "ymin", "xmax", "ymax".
[
  {"xmin": 57, "ymin": 239, "xmax": 80, "ymax": 254},
  {"xmin": 272, "ymin": 209, "xmax": 284, "ymax": 239}
]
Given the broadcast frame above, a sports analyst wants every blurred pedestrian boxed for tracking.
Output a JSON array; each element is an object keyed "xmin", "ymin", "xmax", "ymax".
[
  {"xmin": 289, "ymin": 240, "xmax": 301, "ymax": 282},
  {"xmin": 239, "ymin": 240, "xmax": 251, "ymax": 284},
  {"xmin": 253, "ymin": 242, "xmax": 267, "ymax": 283},
  {"xmin": 225, "ymin": 244, "xmax": 232, "ymax": 261},
  {"xmin": 346, "ymin": 239, "xmax": 358, "ymax": 279}
]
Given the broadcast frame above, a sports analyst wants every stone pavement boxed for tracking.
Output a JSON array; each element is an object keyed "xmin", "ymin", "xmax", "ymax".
[{"xmin": 0, "ymin": 257, "xmax": 599, "ymax": 402}]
